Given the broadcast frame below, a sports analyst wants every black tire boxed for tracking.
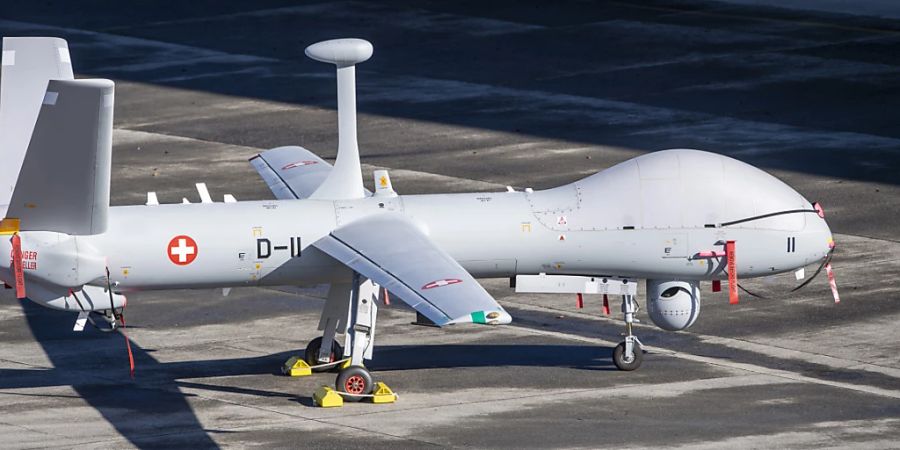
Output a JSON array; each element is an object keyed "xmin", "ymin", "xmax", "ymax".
[
  {"xmin": 336, "ymin": 365, "xmax": 373, "ymax": 402},
  {"xmin": 613, "ymin": 341, "xmax": 643, "ymax": 371},
  {"xmin": 304, "ymin": 337, "xmax": 344, "ymax": 373}
]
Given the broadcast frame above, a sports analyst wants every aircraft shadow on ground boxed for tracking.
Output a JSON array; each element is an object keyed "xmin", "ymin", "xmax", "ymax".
[
  {"xmin": 367, "ymin": 344, "xmax": 616, "ymax": 372},
  {"xmin": 1, "ymin": 301, "xmax": 616, "ymax": 447},
  {"xmin": 6, "ymin": 301, "xmax": 223, "ymax": 449}
]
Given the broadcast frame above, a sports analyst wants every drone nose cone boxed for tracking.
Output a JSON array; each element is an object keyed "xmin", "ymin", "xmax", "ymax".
[
  {"xmin": 305, "ymin": 38, "xmax": 373, "ymax": 67},
  {"xmin": 811, "ymin": 202, "xmax": 835, "ymax": 251}
]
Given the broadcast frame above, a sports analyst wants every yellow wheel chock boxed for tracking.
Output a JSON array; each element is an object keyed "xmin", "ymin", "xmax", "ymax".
[
  {"xmin": 283, "ymin": 356, "xmax": 353, "ymax": 377},
  {"xmin": 311, "ymin": 382, "xmax": 397, "ymax": 407},
  {"xmin": 313, "ymin": 386, "xmax": 344, "ymax": 408},
  {"xmin": 370, "ymin": 382, "xmax": 397, "ymax": 404},
  {"xmin": 282, "ymin": 356, "xmax": 312, "ymax": 377}
]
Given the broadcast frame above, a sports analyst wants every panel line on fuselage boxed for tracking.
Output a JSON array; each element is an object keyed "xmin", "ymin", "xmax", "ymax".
[{"xmin": 720, "ymin": 208, "xmax": 817, "ymax": 228}]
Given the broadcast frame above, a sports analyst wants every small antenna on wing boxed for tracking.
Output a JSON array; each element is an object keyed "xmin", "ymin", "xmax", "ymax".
[
  {"xmin": 305, "ymin": 38, "xmax": 373, "ymax": 200},
  {"xmin": 195, "ymin": 182, "xmax": 213, "ymax": 204},
  {"xmin": 372, "ymin": 169, "xmax": 396, "ymax": 197}
]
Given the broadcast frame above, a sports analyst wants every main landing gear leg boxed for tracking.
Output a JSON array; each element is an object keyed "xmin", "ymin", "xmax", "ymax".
[
  {"xmin": 335, "ymin": 272, "xmax": 379, "ymax": 401},
  {"xmin": 613, "ymin": 294, "xmax": 644, "ymax": 371},
  {"xmin": 287, "ymin": 275, "xmax": 395, "ymax": 406},
  {"xmin": 305, "ymin": 283, "xmax": 352, "ymax": 372},
  {"xmin": 281, "ymin": 283, "xmax": 349, "ymax": 376}
]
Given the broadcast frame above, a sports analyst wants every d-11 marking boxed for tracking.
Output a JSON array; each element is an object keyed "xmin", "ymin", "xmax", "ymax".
[{"xmin": 257, "ymin": 237, "xmax": 302, "ymax": 259}]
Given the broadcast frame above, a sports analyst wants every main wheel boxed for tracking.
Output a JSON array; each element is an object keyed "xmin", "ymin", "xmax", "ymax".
[
  {"xmin": 613, "ymin": 341, "xmax": 643, "ymax": 371},
  {"xmin": 336, "ymin": 365, "xmax": 373, "ymax": 402},
  {"xmin": 304, "ymin": 337, "xmax": 344, "ymax": 373}
]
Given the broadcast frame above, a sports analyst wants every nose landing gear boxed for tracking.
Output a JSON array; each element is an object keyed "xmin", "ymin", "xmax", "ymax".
[{"xmin": 613, "ymin": 294, "xmax": 644, "ymax": 371}]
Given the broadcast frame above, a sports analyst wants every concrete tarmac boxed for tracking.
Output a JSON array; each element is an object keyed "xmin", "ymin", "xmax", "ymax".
[{"xmin": 1, "ymin": 1, "xmax": 899, "ymax": 448}]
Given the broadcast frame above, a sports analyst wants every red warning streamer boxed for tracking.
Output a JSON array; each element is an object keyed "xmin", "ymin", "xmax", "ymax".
[
  {"xmin": 382, "ymin": 288, "xmax": 391, "ymax": 306},
  {"xmin": 11, "ymin": 234, "xmax": 26, "ymax": 299},
  {"xmin": 602, "ymin": 294, "xmax": 610, "ymax": 316},
  {"xmin": 576, "ymin": 293, "xmax": 584, "ymax": 309},
  {"xmin": 725, "ymin": 240, "xmax": 738, "ymax": 305},
  {"xmin": 825, "ymin": 263, "xmax": 840, "ymax": 304},
  {"xmin": 120, "ymin": 315, "xmax": 135, "ymax": 379}
]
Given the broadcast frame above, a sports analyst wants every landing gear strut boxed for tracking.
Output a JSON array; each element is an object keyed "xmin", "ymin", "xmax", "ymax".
[
  {"xmin": 333, "ymin": 272, "xmax": 378, "ymax": 399},
  {"xmin": 613, "ymin": 294, "xmax": 643, "ymax": 371},
  {"xmin": 297, "ymin": 272, "xmax": 382, "ymax": 399},
  {"xmin": 288, "ymin": 272, "xmax": 388, "ymax": 404}
]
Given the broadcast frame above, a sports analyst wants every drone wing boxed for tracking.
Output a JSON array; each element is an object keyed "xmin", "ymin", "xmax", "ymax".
[
  {"xmin": 313, "ymin": 214, "xmax": 511, "ymax": 326},
  {"xmin": 249, "ymin": 146, "xmax": 334, "ymax": 200}
]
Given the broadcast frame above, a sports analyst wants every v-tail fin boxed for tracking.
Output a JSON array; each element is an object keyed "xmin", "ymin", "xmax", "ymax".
[
  {"xmin": 8, "ymin": 78, "xmax": 115, "ymax": 235},
  {"xmin": 0, "ymin": 37, "xmax": 74, "ymax": 218},
  {"xmin": 1, "ymin": 37, "xmax": 115, "ymax": 235}
]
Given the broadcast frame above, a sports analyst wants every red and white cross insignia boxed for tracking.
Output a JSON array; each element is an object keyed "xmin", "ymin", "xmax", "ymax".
[{"xmin": 168, "ymin": 235, "xmax": 198, "ymax": 266}]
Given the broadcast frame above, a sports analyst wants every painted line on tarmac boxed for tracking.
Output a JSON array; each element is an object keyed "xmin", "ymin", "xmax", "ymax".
[
  {"xmin": 112, "ymin": 128, "xmax": 508, "ymax": 193},
  {"xmin": 504, "ymin": 293, "xmax": 900, "ymax": 381},
  {"xmin": 505, "ymin": 302, "xmax": 900, "ymax": 400}
]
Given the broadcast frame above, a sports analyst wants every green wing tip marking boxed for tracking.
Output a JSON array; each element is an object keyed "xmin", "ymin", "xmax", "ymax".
[{"xmin": 471, "ymin": 311, "xmax": 486, "ymax": 324}]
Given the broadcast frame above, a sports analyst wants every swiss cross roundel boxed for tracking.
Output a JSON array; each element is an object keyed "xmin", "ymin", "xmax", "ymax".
[{"xmin": 167, "ymin": 235, "xmax": 198, "ymax": 266}]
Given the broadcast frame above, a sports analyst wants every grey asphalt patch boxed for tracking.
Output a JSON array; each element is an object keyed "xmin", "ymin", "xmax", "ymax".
[{"xmin": 2, "ymin": 0, "xmax": 900, "ymax": 448}]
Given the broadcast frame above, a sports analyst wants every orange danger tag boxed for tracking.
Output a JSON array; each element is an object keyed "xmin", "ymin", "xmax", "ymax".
[
  {"xmin": 725, "ymin": 240, "xmax": 738, "ymax": 305},
  {"xmin": 11, "ymin": 234, "xmax": 26, "ymax": 299},
  {"xmin": 825, "ymin": 263, "xmax": 839, "ymax": 303}
]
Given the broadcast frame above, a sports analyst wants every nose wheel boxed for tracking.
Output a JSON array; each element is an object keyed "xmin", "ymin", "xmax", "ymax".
[
  {"xmin": 614, "ymin": 294, "xmax": 644, "ymax": 371},
  {"xmin": 613, "ymin": 339, "xmax": 643, "ymax": 371}
]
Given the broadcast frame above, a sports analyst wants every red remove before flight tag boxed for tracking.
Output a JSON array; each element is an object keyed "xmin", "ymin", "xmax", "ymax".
[
  {"xmin": 725, "ymin": 240, "xmax": 738, "ymax": 304},
  {"xmin": 11, "ymin": 234, "xmax": 25, "ymax": 299}
]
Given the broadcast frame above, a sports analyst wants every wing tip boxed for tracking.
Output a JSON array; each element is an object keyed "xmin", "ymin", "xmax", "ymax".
[{"xmin": 448, "ymin": 309, "xmax": 512, "ymax": 326}]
